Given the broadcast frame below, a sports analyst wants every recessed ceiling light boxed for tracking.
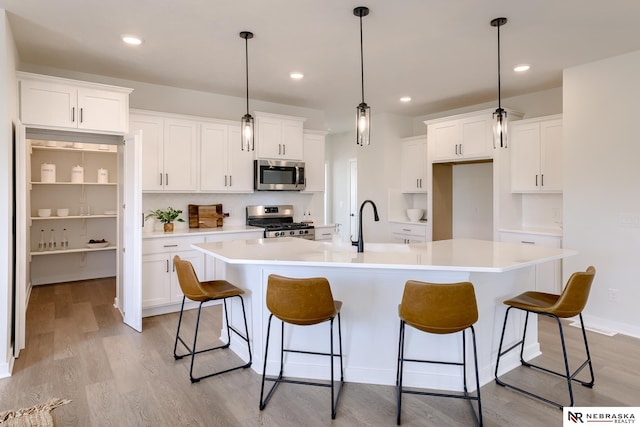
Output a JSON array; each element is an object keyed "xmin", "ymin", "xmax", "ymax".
[
  {"xmin": 290, "ymin": 72, "xmax": 304, "ymax": 79},
  {"xmin": 400, "ymin": 96, "xmax": 412, "ymax": 103},
  {"xmin": 122, "ymin": 35, "xmax": 142, "ymax": 45},
  {"xmin": 514, "ymin": 64, "xmax": 530, "ymax": 72}
]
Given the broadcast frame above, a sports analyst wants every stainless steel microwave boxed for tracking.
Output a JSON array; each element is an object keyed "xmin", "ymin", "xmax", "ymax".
[{"xmin": 254, "ymin": 159, "xmax": 306, "ymax": 191}]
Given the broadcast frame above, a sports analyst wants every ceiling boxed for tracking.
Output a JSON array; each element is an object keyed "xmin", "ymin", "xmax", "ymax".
[{"xmin": 2, "ymin": 0, "xmax": 640, "ymax": 132}]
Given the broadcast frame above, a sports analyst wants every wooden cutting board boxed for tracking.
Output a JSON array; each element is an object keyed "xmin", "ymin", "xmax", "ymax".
[{"xmin": 197, "ymin": 204, "xmax": 230, "ymax": 228}]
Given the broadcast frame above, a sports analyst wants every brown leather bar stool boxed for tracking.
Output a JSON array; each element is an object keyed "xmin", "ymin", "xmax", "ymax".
[
  {"xmin": 259, "ymin": 274, "xmax": 344, "ymax": 419},
  {"xmin": 172, "ymin": 255, "xmax": 252, "ymax": 383},
  {"xmin": 396, "ymin": 280, "xmax": 482, "ymax": 426},
  {"xmin": 495, "ymin": 266, "xmax": 596, "ymax": 409}
]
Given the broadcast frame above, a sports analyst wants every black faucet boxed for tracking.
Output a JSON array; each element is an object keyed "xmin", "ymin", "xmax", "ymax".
[{"xmin": 351, "ymin": 200, "xmax": 379, "ymax": 253}]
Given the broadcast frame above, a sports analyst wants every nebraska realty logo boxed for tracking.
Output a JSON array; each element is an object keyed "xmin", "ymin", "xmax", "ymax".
[{"xmin": 563, "ymin": 407, "xmax": 638, "ymax": 425}]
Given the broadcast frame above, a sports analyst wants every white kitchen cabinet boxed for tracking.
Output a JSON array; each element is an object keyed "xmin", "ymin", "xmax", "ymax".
[
  {"xmin": 18, "ymin": 72, "xmax": 131, "ymax": 134},
  {"xmin": 510, "ymin": 115, "xmax": 563, "ymax": 193},
  {"xmin": 314, "ymin": 225, "xmax": 336, "ymax": 241},
  {"xmin": 255, "ymin": 111, "xmax": 306, "ymax": 160},
  {"xmin": 200, "ymin": 122, "xmax": 253, "ymax": 192},
  {"xmin": 499, "ymin": 231, "xmax": 562, "ymax": 294},
  {"xmin": 28, "ymin": 141, "xmax": 118, "ymax": 285},
  {"xmin": 141, "ymin": 235, "xmax": 205, "ymax": 310},
  {"xmin": 428, "ymin": 113, "xmax": 493, "ymax": 163},
  {"xmin": 302, "ymin": 131, "xmax": 327, "ymax": 192},
  {"xmin": 130, "ymin": 112, "xmax": 198, "ymax": 192},
  {"xmin": 390, "ymin": 222, "xmax": 429, "ymax": 244},
  {"xmin": 401, "ymin": 136, "xmax": 427, "ymax": 193}
]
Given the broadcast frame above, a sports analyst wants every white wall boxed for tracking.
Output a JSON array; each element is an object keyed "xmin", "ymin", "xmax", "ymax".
[
  {"xmin": 563, "ymin": 50, "xmax": 640, "ymax": 337},
  {"xmin": 452, "ymin": 163, "xmax": 493, "ymax": 240},
  {"xmin": 0, "ymin": 8, "xmax": 19, "ymax": 377}
]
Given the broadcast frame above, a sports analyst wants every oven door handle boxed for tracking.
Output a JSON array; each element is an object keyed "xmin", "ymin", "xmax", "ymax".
[{"xmin": 295, "ymin": 165, "xmax": 300, "ymax": 188}]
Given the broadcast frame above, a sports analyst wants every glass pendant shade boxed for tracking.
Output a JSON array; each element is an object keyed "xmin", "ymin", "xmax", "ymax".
[
  {"xmin": 356, "ymin": 102, "xmax": 371, "ymax": 146},
  {"xmin": 241, "ymin": 113, "xmax": 254, "ymax": 151},
  {"xmin": 493, "ymin": 107, "xmax": 508, "ymax": 148}
]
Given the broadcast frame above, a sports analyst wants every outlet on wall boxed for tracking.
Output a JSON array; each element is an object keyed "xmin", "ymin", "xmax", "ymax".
[{"xmin": 608, "ymin": 288, "xmax": 620, "ymax": 303}]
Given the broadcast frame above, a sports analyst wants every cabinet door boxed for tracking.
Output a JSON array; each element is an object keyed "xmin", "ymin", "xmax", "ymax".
[
  {"xmin": 227, "ymin": 126, "xmax": 254, "ymax": 192},
  {"xmin": 257, "ymin": 116, "xmax": 283, "ymax": 159},
  {"xmin": 131, "ymin": 115, "xmax": 164, "ymax": 191},
  {"xmin": 170, "ymin": 250, "xmax": 205, "ymax": 304},
  {"xmin": 302, "ymin": 133, "xmax": 326, "ymax": 192},
  {"xmin": 401, "ymin": 138, "xmax": 427, "ymax": 193},
  {"xmin": 141, "ymin": 253, "xmax": 172, "ymax": 308},
  {"xmin": 430, "ymin": 121, "xmax": 459, "ymax": 162},
  {"xmin": 77, "ymin": 88, "xmax": 128, "ymax": 133},
  {"xmin": 200, "ymin": 122, "xmax": 229, "ymax": 191},
  {"xmin": 460, "ymin": 115, "xmax": 492, "ymax": 160},
  {"xmin": 510, "ymin": 122, "xmax": 541, "ymax": 192},
  {"xmin": 163, "ymin": 119, "xmax": 198, "ymax": 191},
  {"xmin": 281, "ymin": 119, "xmax": 304, "ymax": 160},
  {"xmin": 20, "ymin": 79, "xmax": 77, "ymax": 128},
  {"xmin": 540, "ymin": 119, "xmax": 563, "ymax": 192}
]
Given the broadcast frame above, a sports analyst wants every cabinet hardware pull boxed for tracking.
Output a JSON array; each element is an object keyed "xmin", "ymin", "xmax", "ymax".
[
  {"xmin": 416, "ymin": 178, "xmax": 419, "ymax": 188},
  {"xmin": 283, "ymin": 144, "xmax": 286, "ymax": 155},
  {"xmin": 459, "ymin": 144, "xmax": 462, "ymax": 156},
  {"xmin": 160, "ymin": 173, "xmax": 163, "ymax": 185},
  {"xmin": 420, "ymin": 178, "xmax": 423, "ymax": 188},
  {"xmin": 165, "ymin": 173, "xmax": 168, "ymax": 186},
  {"xmin": 402, "ymin": 228, "xmax": 411, "ymax": 232},
  {"xmin": 71, "ymin": 107, "xmax": 75, "ymax": 123},
  {"xmin": 224, "ymin": 175, "xmax": 227, "ymax": 186},
  {"xmin": 163, "ymin": 244, "xmax": 179, "ymax": 247},
  {"xmin": 521, "ymin": 240, "xmax": 535, "ymax": 244},
  {"xmin": 278, "ymin": 144, "xmax": 281, "ymax": 155},
  {"xmin": 142, "ymin": 213, "xmax": 144, "ymax": 227},
  {"xmin": 80, "ymin": 107, "xmax": 83, "ymax": 123},
  {"xmin": 166, "ymin": 259, "xmax": 169, "ymax": 272},
  {"xmin": 535, "ymin": 174, "xmax": 538, "ymax": 186},
  {"xmin": 321, "ymin": 233, "xmax": 331, "ymax": 236},
  {"xmin": 541, "ymin": 174, "xmax": 544, "ymax": 187},
  {"xmin": 455, "ymin": 144, "xmax": 458, "ymax": 155},
  {"xmin": 229, "ymin": 175, "xmax": 232, "ymax": 186}
]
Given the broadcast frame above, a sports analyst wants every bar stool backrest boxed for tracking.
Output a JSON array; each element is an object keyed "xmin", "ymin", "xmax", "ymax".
[
  {"xmin": 266, "ymin": 274, "xmax": 337, "ymax": 325},
  {"xmin": 548, "ymin": 266, "xmax": 596, "ymax": 318},
  {"xmin": 173, "ymin": 255, "xmax": 207, "ymax": 301},
  {"xmin": 399, "ymin": 280, "xmax": 478, "ymax": 334}
]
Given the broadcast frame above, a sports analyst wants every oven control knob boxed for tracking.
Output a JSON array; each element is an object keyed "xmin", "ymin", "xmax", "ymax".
[
  {"xmin": 289, "ymin": 231, "xmax": 295, "ymax": 236},
  {"xmin": 303, "ymin": 230, "xmax": 308, "ymax": 234}
]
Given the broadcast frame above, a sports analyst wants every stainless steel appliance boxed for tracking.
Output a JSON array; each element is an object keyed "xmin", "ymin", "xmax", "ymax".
[
  {"xmin": 246, "ymin": 204, "xmax": 315, "ymax": 239},
  {"xmin": 254, "ymin": 159, "xmax": 305, "ymax": 191}
]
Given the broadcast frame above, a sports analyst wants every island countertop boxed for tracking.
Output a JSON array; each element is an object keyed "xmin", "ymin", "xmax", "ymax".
[{"xmin": 192, "ymin": 237, "xmax": 576, "ymax": 273}]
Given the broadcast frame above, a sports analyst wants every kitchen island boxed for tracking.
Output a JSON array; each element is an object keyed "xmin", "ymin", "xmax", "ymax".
[{"xmin": 192, "ymin": 238, "xmax": 577, "ymax": 391}]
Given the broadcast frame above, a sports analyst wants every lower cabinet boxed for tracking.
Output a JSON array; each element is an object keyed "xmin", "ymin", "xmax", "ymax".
[
  {"xmin": 314, "ymin": 224, "xmax": 336, "ymax": 241},
  {"xmin": 142, "ymin": 235, "xmax": 205, "ymax": 310},
  {"xmin": 390, "ymin": 222, "xmax": 429, "ymax": 244},
  {"xmin": 499, "ymin": 231, "xmax": 562, "ymax": 294}
]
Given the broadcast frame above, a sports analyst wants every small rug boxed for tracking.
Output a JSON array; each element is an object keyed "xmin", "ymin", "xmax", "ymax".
[{"xmin": 0, "ymin": 398, "xmax": 71, "ymax": 427}]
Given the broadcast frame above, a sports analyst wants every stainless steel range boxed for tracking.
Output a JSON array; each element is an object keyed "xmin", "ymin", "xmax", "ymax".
[{"xmin": 246, "ymin": 205, "xmax": 315, "ymax": 240}]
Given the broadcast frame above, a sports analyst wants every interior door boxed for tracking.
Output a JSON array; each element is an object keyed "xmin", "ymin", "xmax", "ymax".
[
  {"xmin": 119, "ymin": 131, "xmax": 142, "ymax": 331},
  {"xmin": 14, "ymin": 124, "xmax": 28, "ymax": 357}
]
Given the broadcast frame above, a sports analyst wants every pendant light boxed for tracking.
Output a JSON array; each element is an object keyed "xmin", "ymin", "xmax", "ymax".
[
  {"xmin": 354, "ymin": 6, "xmax": 371, "ymax": 146},
  {"xmin": 491, "ymin": 17, "xmax": 508, "ymax": 148},
  {"xmin": 240, "ymin": 31, "xmax": 254, "ymax": 151}
]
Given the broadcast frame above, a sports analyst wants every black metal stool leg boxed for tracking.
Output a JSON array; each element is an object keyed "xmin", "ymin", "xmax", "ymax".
[
  {"xmin": 396, "ymin": 320, "xmax": 406, "ymax": 425},
  {"xmin": 189, "ymin": 302, "xmax": 204, "ymax": 383},
  {"xmin": 173, "ymin": 296, "xmax": 187, "ymax": 359}
]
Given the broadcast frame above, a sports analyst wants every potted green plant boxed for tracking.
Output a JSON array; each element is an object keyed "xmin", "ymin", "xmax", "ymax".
[{"xmin": 145, "ymin": 207, "xmax": 185, "ymax": 232}]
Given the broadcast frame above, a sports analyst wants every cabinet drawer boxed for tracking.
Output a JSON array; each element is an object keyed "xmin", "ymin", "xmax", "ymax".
[
  {"xmin": 390, "ymin": 223, "xmax": 428, "ymax": 237},
  {"xmin": 142, "ymin": 235, "xmax": 204, "ymax": 254},
  {"xmin": 499, "ymin": 232, "xmax": 561, "ymax": 248}
]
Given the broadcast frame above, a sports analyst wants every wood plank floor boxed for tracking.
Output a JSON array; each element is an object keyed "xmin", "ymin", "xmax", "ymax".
[{"xmin": 1, "ymin": 278, "xmax": 639, "ymax": 426}]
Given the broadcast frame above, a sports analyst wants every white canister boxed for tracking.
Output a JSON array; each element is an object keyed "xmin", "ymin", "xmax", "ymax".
[
  {"xmin": 40, "ymin": 163, "xmax": 56, "ymax": 183},
  {"xmin": 97, "ymin": 168, "xmax": 109, "ymax": 184},
  {"xmin": 71, "ymin": 165, "xmax": 84, "ymax": 183}
]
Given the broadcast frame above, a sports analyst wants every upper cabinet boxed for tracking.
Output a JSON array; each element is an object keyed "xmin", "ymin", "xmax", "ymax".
[
  {"xmin": 400, "ymin": 135, "xmax": 427, "ymax": 193},
  {"xmin": 302, "ymin": 131, "xmax": 327, "ymax": 192},
  {"xmin": 130, "ymin": 112, "xmax": 198, "ymax": 192},
  {"xmin": 255, "ymin": 111, "xmax": 306, "ymax": 160},
  {"xmin": 200, "ymin": 122, "xmax": 253, "ymax": 193},
  {"xmin": 510, "ymin": 115, "xmax": 563, "ymax": 193},
  {"xmin": 18, "ymin": 72, "xmax": 132, "ymax": 134},
  {"xmin": 427, "ymin": 112, "xmax": 494, "ymax": 163}
]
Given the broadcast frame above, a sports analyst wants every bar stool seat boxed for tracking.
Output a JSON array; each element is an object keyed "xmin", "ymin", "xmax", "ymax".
[
  {"xmin": 259, "ymin": 274, "xmax": 344, "ymax": 420},
  {"xmin": 396, "ymin": 280, "xmax": 482, "ymax": 426},
  {"xmin": 495, "ymin": 266, "xmax": 596, "ymax": 408},
  {"xmin": 172, "ymin": 255, "xmax": 252, "ymax": 383}
]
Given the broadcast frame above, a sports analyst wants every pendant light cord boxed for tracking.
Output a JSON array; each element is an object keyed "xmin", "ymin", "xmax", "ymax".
[
  {"xmin": 497, "ymin": 23, "xmax": 502, "ymax": 109},
  {"xmin": 359, "ymin": 14, "xmax": 365, "ymax": 104},
  {"xmin": 245, "ymin": 37, "xmax": 250, "ymax": 115}
]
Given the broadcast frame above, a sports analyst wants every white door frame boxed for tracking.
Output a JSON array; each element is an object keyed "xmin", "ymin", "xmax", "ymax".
[
  {"xmin": 14, "ymin": 123, "xmax": 28, "ymax": 358},
  {"xmin": 349, "ymin": 158, "xmax": 358, "ymax": 241}
]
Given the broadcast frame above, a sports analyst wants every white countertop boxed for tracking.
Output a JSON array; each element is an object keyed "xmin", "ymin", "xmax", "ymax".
[
  {"xmin": 193, "ymin": 237, "xmax": 576, "ymax": 272},
  {"xmin": 143, "ymin": 225, "xmax": 263, "ymax": 239}
]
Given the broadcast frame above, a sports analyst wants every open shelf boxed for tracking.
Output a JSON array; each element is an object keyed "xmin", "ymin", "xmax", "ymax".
[
  {"xmin": 31, "ymin": 214, "xmax": 117, "ymax": 220},
  {"xmin": 30, "ymin": 246, "xmax": 117, "ymax": 256}
]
